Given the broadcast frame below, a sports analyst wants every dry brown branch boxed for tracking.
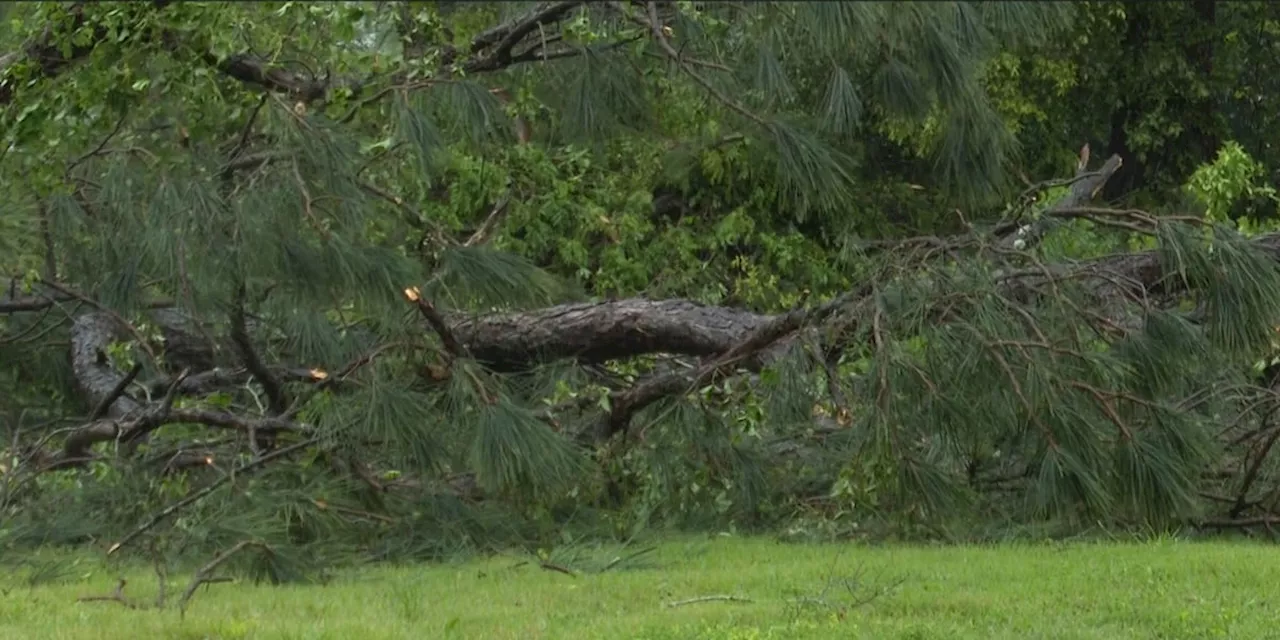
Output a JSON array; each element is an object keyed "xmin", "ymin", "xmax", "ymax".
[
  {"xmin": 76, "ymin": 578, "xmax": 137, "ymax": 609},
  {"xmin": 178, "ymin": 541, "xmax": 271, "ymax": 618},
  {"xmin": 538, "ymin": 561, "xmax": 577, "ymax": 577},
  {"xmin": 465, "ymin": 194, "xmax": 513, "ymax": 246},
  {"xmin": 404, "ymin": 287, "xmax": 470, "ymax": 361}
]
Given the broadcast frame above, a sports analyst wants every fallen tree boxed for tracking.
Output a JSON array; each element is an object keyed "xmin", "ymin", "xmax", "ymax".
[
  {"xmin": 8, "ymin": 1, "xmax": 1280, "ymax": 567},
  {"xmin": 0, "ymin": 147, "xmax": 1246, "ymax": 461},
  {"xmin": 7, "ymin": 130, "xmax": 1280, "ymax": 549},
  {"xmin": 8, "ymin": 204, "xmax": 1280, "ymax": 555},
  {"xmin": 2, "ymin": 148, "xmax": 1125, "ymax": 455}
]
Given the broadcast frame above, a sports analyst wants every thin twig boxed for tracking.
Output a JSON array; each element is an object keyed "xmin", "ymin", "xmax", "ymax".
[
  {"xmin": 464, "ymin": 193, "xmax": 512, "ymax": 247},
  {"xmin": 108, "ymin": 437, "xmax": 320, "ymax": 556},
  {"xmin": 224, "ymin": 92, "xmax": 270, "ymax": 169},
  {"xmin": 539, "ymin": 562, "xmax": 577, "ymax": 577},
  {"xmin": 623, "ymin": 2, "xmax": 766, "ymax": 126},
  {"xmin": 290, "ymin": 160, "xmax": 330, "ymax": 238},
  {"xmin": 599, "ymin": 545, "xmax": 657, "ymax": 573},
  {"xmin": 179, "ymin": 541, "xmax": 271, "ymax": 618},
  {"xmin": 76, "ymin": 578, "xmax": 137, "ymax": 609},
  {"xmin": 67, "ymin": 113, "xmax": 129, "ymax": 172},
  {"xmin": 88, "ymin": 363, "xmax": 142, "ymax": 421},
  {"xmin": 359, "ymin": 179, "xmax": 454, "ymax": 248}
]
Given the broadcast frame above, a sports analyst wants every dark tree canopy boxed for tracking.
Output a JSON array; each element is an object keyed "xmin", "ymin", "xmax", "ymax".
[{"xmin": 5, "ymin": 1, "xmax": 1280, "ymax": 571}]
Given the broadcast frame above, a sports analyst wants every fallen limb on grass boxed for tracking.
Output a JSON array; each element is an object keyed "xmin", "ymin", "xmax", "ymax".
[
  {"xmin": 663, "ymin": 594, "xmax": 754, "ymax": 608},
  {"xmin": 179, "ymin": 540, "xmax": 271, "ymax": 618},
  {"xmin": 76, "ymin": 578, "xmax": 138, "ymax": 609}
]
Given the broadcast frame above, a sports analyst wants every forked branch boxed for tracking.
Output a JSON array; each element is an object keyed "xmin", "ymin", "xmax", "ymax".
[{"xmin": 179, "ymin": 541, "xmax": 271, "ymax": 618}]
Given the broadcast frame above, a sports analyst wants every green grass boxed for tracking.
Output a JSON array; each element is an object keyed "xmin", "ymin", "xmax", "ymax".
[{"xmin": 2, "ymin": 536, "xmax": 1278, "ymax": 639}]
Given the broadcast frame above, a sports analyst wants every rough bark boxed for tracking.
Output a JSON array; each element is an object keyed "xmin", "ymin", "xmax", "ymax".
[
  {"xmin": 449, "ymin": 298, "xmax": 773, "ymax": 371},
  {"xmin": 40, "ymin": 310, "xmax": 312, "ymax": 467},
  {"xmin": 70, "ymin": 314, "xmax": 145, "ymax": 420}
]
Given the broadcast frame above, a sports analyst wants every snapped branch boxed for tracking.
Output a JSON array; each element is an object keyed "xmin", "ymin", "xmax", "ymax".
[{"xmin": 230, "ymin": 284, "xmax": 288, "ymax": 416}]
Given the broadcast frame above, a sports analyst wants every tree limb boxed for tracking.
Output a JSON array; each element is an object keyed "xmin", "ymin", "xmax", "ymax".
[
  {"xmin": 230, "ymin": 283, "xmax": 288, "ymax": 416},
  {"xmin": 178, "ymin": 541, "xmax": 270, "ymax": 618},
  {"xmin": 994, "ymin": 153, "xmax": 1125, "ymax": 249},
  {"xmin": 446, "ymin": 298, "xmax": 774, "ymax": 371},
  {"xmin": 465, "ymin": 2, "xmax": 586, "ymax": 72},
  {"xmin": 69, "ymin": 313, "xmax": 146, "ymax": 421},
  {"xmin": 596, "ymin": 287, "xmax": 868, "ymax": 441},
  {"xmin": 17, "ymin": 152, "xmax": 1147, "ymax": 390},
  {"xmin": 108, "ymin": 436, "xmax": 321, "ymax": 556},
  {"xmin": 53, "ymin": 404, "xmax": 309, "ymax": 470},
  {"xmin": 24, "ymin": 148, "xmax": 1147, "ymax": 454},
  {"xmin": 88, "ymin": 363, "xmax": 143, "ymax": 421},
  {"xmin": 405, "ymin": 288, "xmax": 470, "ymax": 361},
  {"xmin": 198, "ymin": 50, "xmax": 361, "ymax": 104}
]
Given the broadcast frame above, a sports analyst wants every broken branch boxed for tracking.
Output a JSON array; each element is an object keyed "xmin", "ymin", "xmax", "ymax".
[
  {"xmin": 178, "ymin": 540, "xmax": 271, "ymax": 618},
  {"xmin": 405, "ymin": 287, "xmax": 470, "ymax": 360},
  {"xmin": 108, "ymin": 437, "xmax": 321, "ymax": 556},
  {"xmin": 230, "ymin": 283, "xmax": 288, "ymax": 415}
]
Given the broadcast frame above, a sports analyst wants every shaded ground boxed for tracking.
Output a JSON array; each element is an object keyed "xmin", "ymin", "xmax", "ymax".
[{"xmin": 1, "ymin": 536, "xmax": 1276, "ymax": 639}]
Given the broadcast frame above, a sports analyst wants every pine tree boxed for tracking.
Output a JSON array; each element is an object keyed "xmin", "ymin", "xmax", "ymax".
[{"xmin": 3, "ymin": 1, "xmax": 1279, "ymax": 569}]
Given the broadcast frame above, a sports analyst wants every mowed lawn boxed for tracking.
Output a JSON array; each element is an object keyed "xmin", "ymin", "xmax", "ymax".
[{"xmin": 2, "ymin": 536, "xmax": 1277, "ymax": 639}]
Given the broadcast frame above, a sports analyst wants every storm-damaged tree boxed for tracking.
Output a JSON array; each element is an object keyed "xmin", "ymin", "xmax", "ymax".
[{"xmin": 4, "ymin": 1, "xmax": 1280, "ymax": 575}]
